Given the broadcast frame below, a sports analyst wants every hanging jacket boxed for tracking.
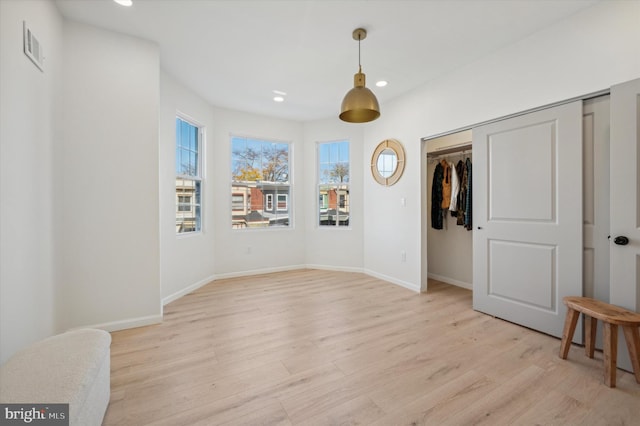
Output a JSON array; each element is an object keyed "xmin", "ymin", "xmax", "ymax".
[
  {"xmin": 431, "ymin": 162, "xmax": 444, "ymax": 229},
  {"xmin": 456, "ymin": 160, "xmax": 467, "ymax": 224},
  {"xmin": 464, "ymin": 158, "xmax": 473, "ymax": 230},
  {"xmin": 449, "ymin": 161, "xmax": 460, "ymax": 212},
  {"xmin": 441, "ymin": 160, "xmax": 452, "ymax": 209}
]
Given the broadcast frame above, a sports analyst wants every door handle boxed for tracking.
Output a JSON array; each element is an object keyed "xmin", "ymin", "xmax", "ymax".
[{"xmin": 613, "ymin": 236, "xmax": 629, "ymax": 246}]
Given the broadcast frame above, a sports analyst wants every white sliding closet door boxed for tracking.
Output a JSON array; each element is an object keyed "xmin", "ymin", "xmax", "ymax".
[
  {"xmin": 583, "ymin": 96, "xmax": 611, "ymax": 351},
  {"xmin": 473, "ymin": 101, "xmax": 583, "ymax": 340},
  {"xmin": 609, "ymin": 78, "xmax": 640, "ymax": 372}
]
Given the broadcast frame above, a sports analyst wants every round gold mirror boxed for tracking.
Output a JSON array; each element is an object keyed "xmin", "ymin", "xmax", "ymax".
[{"xmin": 371, "ymin": 139, "xmax": 405, "ymax": 186}]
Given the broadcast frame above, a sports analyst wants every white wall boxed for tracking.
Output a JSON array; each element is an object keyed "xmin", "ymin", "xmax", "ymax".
[
  {"xmin": 303, "ymin": 119, "xmax": 365, "ymax": 271},
  {"xmin": 160, "ymin": 71, "xmax": 217, "ymax": 303},
  {"xmin": 57, "ymin": 21, "xmax": 161, "ymax": 331},
  {"xmin": 363, "ymin": 111, "xmax": 424, "ymax": 291},
  {"xmin": 363, "ymin": 0, "xmax": 640, "ymax": 290},
  {"xmin": 0, "ymin": 0, "xmax": 63, "ymax": 364},
  {"xmin": 210, "ymin": 108, "xmax": 305, "ymax": 277}
]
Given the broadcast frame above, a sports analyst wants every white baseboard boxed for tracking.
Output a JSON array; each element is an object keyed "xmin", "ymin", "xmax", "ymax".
[
  {"xmin": 305, "ymin": 264, "xmax": 364, "ymax": 274},
  {"xmin": 162, "ymin": 273, "xmax": 216, "ymax": 306},
  {"xmin": 427, "ymin": 273, "xmax": 472, "ymax": 290},
  {"xmin": 164, "ymin": 267, "xmax": 308, "ymax": 307},
  {"xmin": 81, "ymin": 314, "xmax": 163, "ymax": 333},
  {"xmin": 217, "ymin": 264, "xmax": 419, "ymax": 293},
  {"xmin": 363, "ymin": 269, "xmax": 420, "ymax": 293},
  {"xmin": 214, "ymin": 264, "xmax": 307, "ymax": 280}
]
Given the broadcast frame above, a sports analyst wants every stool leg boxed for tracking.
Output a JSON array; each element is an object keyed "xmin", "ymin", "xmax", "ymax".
[
  {"xmin": 585, "ymin": 315, "xmax": 597, "ymax": 358},
  {"xmin": 622, "ymin": 326, "xmax": 640, "ymax": 384},
  {"xmin": 560, "ymin": 307, "xmax": 580, "ymax": 359},
  {"xmin": 603, "ymin": 322, "xmax": 618, "ymax": 388}
]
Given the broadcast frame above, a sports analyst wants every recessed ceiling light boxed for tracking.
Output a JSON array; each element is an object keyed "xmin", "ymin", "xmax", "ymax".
[
  {"xmin": 273, "ymin": 96, "xmax": 285, "ymax": 103},
  {"xmin": 114, "ymin": 0, "xmax": 133, "ymax": 6},
  {"xmin": 375, "ymin": 80, "xmax": 388, "ymax": 87}
]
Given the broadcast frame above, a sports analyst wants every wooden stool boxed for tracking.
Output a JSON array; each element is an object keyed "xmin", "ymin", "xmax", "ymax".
[{"xmin": 559, "ymin": 296, "xmax": 640, "ymax": 387}]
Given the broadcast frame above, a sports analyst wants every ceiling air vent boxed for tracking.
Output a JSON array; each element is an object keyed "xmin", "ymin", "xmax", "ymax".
[{"xmin": 23, "ymin": 21, "xmax": 44, "ymax": 71}]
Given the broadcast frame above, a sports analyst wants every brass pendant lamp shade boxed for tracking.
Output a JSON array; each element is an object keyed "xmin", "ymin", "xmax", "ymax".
[{"xmin": 339, "ymin": 28, "xmax": 380, "ymax": 123}]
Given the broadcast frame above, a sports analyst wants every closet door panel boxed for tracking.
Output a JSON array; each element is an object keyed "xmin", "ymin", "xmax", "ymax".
[
  {"xmin": 473, "ymin": 100, "xmax": 583, "ymax": 340},
  {"xmin": 488, "ymin": 240, "xmax": 555, "ymax": 310},
  {"xmin": 489, "ymin": 121, "xmax": 555, "ymax": 221}
]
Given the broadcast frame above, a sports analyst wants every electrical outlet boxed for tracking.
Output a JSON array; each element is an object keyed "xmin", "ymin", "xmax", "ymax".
[{"xmin": 246, "ymin": 246, "xmax": 252, "ymax": 254}]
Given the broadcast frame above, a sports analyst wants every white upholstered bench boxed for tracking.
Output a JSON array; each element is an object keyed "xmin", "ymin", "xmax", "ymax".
[{"xmin": 0, "ymin": 329, "xmax": 111, "ymax": 426}]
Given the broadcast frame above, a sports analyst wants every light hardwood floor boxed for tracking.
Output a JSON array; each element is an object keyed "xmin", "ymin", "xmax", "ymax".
[{"xmin": 104, "ymin": 269, "xmax": 640, "ymax": 425}]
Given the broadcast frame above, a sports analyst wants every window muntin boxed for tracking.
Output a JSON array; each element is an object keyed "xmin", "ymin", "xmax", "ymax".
[
  {"xmin": 176, "ymin": 117, "xmax": 202, "ymax": 234},
  {"xmin": 318, "ymin": 140, "xmax": 350, "ymax": 227},
  {"xmin": 231, "ymin": 136, "xmax": 290, "ymax": 229}
]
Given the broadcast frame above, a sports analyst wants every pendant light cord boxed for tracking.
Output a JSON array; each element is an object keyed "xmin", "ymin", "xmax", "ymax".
[{"xmin": 358, "ymin": 34, "xmax": 362, "ymax": 72}]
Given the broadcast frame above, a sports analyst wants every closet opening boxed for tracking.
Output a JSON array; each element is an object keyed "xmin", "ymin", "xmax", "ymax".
[{"xmin": 423, "ymin": 130, "xmax": 473, "ymax": 292}]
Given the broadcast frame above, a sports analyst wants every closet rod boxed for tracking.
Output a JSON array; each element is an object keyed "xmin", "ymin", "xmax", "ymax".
[
  {"xmin": 428, "ymin": 151, "xmax": 471, "ymax": 163},
  {"xmin": 426, "ymin": 142, "xmax": 472, "ymax": 158}
]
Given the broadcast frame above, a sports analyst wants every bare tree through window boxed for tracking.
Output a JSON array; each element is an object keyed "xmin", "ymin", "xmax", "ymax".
[{"xmin": 231, "ymin": 137, "xmax": 291, "ymax": 229}]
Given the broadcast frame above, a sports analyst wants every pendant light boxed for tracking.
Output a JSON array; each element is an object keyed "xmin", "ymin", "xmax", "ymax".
[{"xmin": 339, "ymin": 28, "xmax": 380, "ymax": 123}]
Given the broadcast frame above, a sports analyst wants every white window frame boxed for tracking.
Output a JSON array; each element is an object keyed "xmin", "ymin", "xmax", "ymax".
[
  {"xmin": 266, "ymin": 194, "xmax": 273, "ymax": 211},
  {"xmin": 317, "ymin": 139, "xmax": 350, "ymax": 229},
  {"xmin": 176, "ymin": 114, "xmax": 204, "ymax": 235},
  {"xmin": 230, "ymin": 135, "xmax": 292, "ymax": 230}
]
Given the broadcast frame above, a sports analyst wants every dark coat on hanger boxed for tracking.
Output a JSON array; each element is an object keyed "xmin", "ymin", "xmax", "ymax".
[{"xmin": 431, "ymin": 162, "xmax": 444, "ymax": 229}]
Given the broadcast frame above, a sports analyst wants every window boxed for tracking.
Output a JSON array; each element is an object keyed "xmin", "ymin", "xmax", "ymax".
[
  {"xmin": 319, "ymin": 193, "xmax": 328, "ymax": 210},
  {"xmin": 177, "ymin": 195, "xmax": 192, "ymax": 212},
  {"xmin": 232, "ymin": 194, "xmax": 246, "ymax": 213},
  {"xmin": 231, "ymin": 136, "xmax": 290, "ymax": 229},
  {"xmin": 318, "ymin": 140, "xmax": 349, "ymax": 227},
  {"xmin": 176, "ymin": 117, "xmax": 202, "ymax": 234},
  {"xmin": 277, "ymin": 194, "xmax": 288, "ymax": 211}
]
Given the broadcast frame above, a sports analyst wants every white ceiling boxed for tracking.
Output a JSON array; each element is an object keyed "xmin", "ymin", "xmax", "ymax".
[{"xmin": 54, "ymin": 0, "xmax": 600, "ymax": 122}]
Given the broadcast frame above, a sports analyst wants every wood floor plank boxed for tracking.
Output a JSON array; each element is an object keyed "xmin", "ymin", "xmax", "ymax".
[
  {"xmin": 104, "ymin": 269, "xmax": 640, "ymax": 425},
  {"xmin": 369, "ymin": 370, "xmax": 496, "ymax": 426},
  {"xmin": 443, "ymin": 364, "xmax": 550, "ymax": 425},
  {"xmin": 301, "ymin": 395, "xmax": 385, "ymax": 426},
  {"xmin": 513, "ymin": 390, "xmax": 589, "ymax": 425},
  {"xmin": 215, "ymin": 399, "xmax": 291, "ymax": 426},
  {"xmin": 279, "ymin": 351, "xmax": 449, "ymax": 422},
  {"xmin": 130, "ymin": 363, "xmax": 344, "ymax": 425}
]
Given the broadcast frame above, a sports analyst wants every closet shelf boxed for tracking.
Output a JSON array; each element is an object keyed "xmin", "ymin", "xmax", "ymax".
[{"xmin": 426, "ymin": 142, "xmax": 472, "ymax": 158}]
